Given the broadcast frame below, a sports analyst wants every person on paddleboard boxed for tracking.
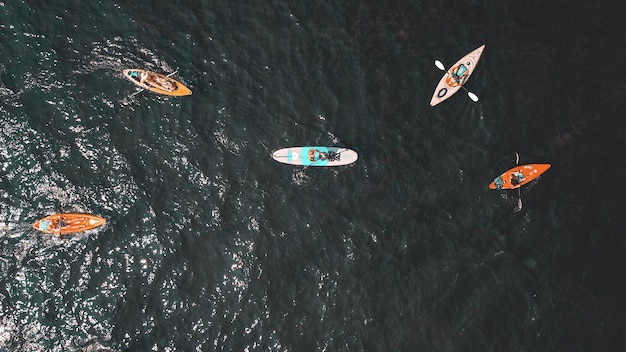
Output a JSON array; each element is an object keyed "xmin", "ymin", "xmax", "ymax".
[{"xmin": 308, "ymin": 149, "xmax": 328, "ymax": 162}]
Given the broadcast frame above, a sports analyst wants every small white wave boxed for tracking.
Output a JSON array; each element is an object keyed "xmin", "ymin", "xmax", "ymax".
[
  {"xmin": 291, "ymin": 169, "xmax": 310, "ymax": 185},
  {"xmin": 0, "ymin": 87, "xmax": 14, "ymax": 96},
  {"xmin": 214, "ymin": 128, "xmax": 246, "ymax": 155}
]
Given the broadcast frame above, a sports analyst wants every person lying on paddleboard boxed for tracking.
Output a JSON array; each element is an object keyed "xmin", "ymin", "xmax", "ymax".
[
  {"xmin": 308, "ymin": 149, "xmax": 341, "ymax": 162},
  {"xmin": 308, "ymin": 149, "xmax": 327, "ymax": 162}
]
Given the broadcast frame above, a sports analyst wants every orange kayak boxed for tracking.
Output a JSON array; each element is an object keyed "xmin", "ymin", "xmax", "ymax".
[
  {"xmin": 32, "ymin": 213, "xmax": 106, "ymax": 235},
  {"xmin": 123, "ymin": 69, "xmax": 192, "ymax": 96},
  {"xmin": 489, "ymin": 164, "xmax": 551, "ymax": 190}
]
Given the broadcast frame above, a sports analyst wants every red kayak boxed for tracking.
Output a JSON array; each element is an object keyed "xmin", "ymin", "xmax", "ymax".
[{"xmin": 489, "ymin": 164, "xmax": 551, "ymax": 190}]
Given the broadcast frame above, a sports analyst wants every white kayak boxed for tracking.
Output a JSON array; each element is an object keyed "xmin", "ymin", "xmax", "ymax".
[{"xmin": 430, "ymin": 45, "xmax": 485, "ymax": 106}]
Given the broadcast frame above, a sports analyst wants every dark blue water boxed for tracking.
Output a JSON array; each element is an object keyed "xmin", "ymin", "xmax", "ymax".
[{"xmin": 1, "ymin": 1, "xmax": 625, "ymax": 351}]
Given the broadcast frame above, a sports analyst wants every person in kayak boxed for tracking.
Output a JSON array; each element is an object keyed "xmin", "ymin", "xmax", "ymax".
[
  {"xmin": 139, "ymin": 71, "xmax": 149, "ymax": 83},
  {"xmin": 510, "ymin": 171, "xmax": 524, "ymax": 186},
  {"xmin": 129, "ymin": 71, "xmax": 141, "ymax": 81},
  {"xmin": 139, "ymin": 71, "xmax": 159, "ymax": 87},
  {"xmin": 450, "ymin": 64, "xmax": 468, "ymax": 84},
  {"xmin": 49, "ymin": 217, "xmax": 69, "ymax": 230}
]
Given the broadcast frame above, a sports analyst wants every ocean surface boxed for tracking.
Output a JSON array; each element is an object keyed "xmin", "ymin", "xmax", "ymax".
[{"xmin": 1, "ymin": 1, "xmax": 625, "ymax": 351}]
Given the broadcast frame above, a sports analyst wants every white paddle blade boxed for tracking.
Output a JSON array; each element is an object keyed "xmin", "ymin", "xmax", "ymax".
[
  {"xmin": 467, "ymin": 91, "xmax": 479, "ymax": 102},
  {"xmin": 435, "ymin": 60, "xmax": 445, "ymax": 71},
  {"xmin": 130, "ymin": 89, "xmax": 145, "ymax": 97}
]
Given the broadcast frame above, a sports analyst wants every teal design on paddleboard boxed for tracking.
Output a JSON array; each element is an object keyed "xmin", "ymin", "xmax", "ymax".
[
  {"xmin": 272, "ymin": 146, "xmax": 356, "ymax": 166},
  {"xmin": 301, "ymin": 147, "xmax": 332, "ymax": 166}
]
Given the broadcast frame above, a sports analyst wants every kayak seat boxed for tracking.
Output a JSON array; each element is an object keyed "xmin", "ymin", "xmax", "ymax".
[
  {"xmin": 494, "ymin": 176, "xmax": 503, "ymax": 189},
  {"xmin": 456, "ymin": 64, "xmax": 467, "ymax": 76},
  {"xmin": 40, "ymin": 220, "xmax": 51, "ymax": 230}
]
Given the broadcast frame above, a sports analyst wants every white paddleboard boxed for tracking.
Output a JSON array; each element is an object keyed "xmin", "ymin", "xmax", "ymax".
[{"xmin": 272, "ymin": 146, "xmax": 358, "ymax": 166}]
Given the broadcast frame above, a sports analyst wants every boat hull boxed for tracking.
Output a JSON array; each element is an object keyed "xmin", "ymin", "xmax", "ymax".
[
  {"xmin": 430, "ymin": 45, "xmax": 485, "ymax": 106},
  {"xmin": 123, "ymin": 69, "xmax": 192, "ymax": 96},
  {"xmin": 272, "ymin": 147, "xmax": 358, "ymax": 166},
  {"xmin": 489, "ymin": 164, "xmax": 551, "ymax": 190},
  {"xmin": 33, "ymin": 213, "xmax": 106, "ymax": 235}
]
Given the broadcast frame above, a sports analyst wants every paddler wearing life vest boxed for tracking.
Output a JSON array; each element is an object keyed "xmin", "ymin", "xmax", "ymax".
[
  {"xmin": 447, "ymin": 64, "xmax": 469, "ymax": 86},
  {"xmin": 510, "ymin": 171, "xmax": 524, "ymax": 187}
]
